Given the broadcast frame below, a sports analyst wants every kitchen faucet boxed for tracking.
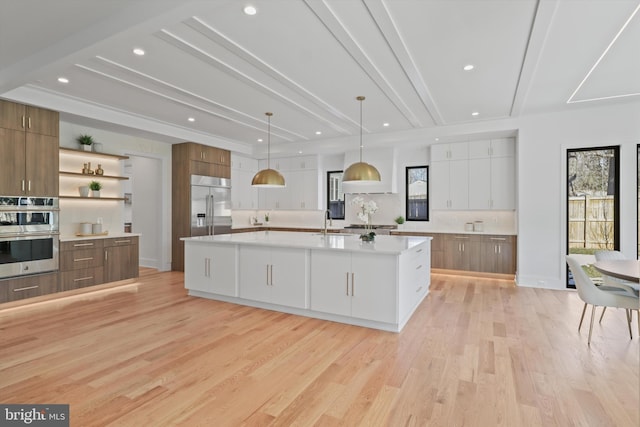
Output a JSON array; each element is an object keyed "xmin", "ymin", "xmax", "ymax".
[{"xmin": 323, "ymin": 209, "xmax": 332, "ymax": 235}]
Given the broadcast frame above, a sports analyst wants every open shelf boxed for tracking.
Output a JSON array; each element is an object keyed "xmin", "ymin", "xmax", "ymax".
[
  {"xmin": 60, "ymin": 196, "xmax": 126, "ymax": 201},
  {"xmin": 59, "ymin": 147, "xmax": 129, "ymax": 160},
  {"xmin": 59, "ymin": 171, "xmax": 129, "ymax": 180}
]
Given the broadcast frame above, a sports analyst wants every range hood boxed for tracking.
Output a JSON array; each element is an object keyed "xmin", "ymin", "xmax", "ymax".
[{"xmin": 342, "ymin": 147, "xmax": 397, "ymax": 194}]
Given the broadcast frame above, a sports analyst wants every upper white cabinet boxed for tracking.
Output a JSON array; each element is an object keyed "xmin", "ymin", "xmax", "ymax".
[
  {"xmin": 256, "ymin": 155, "xmax": 319, "ymax": 210},
  {"xmin": 342, "ymin": 148, "xmax": 397, "ymax": 194},
  {"xmin": 431, "ymin": 138, "xmax": 515, "ymax": 211},
  {"xmin": 230, "ymin": 154, "xmax": 258, "ymax": 209}
]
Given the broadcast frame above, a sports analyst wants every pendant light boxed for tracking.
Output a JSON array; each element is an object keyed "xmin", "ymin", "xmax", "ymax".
[
  {"xmin": 252, "ymin": 112, "xmax": 285, "ymax": 187},
  {"xmin": 343, "ymin": 96, "xmax": 381, "ymax": 183}
]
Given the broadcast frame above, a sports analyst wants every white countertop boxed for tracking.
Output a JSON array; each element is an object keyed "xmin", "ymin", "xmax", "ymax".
[
  {"xmin": 60, "ymin": 232, "xmax": 141, "ymax": 242},
  {"xmin": 182, "ymin": 231, "xmax": 430, "ymax": 255}
]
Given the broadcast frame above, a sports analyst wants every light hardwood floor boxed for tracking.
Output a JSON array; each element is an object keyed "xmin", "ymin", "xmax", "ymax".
[{"xmin": 1, "ymin": 270, "xmax": 638, "ymax": 426}]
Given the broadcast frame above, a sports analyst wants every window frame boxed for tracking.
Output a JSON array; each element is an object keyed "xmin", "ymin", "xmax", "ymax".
[
  {"xmin": 326, "ymin": 170, "xmax": 345, "ymax": 220},
  {"xmin": 405, "ymin": 165, "xmax": 429, "ymax": 221}
]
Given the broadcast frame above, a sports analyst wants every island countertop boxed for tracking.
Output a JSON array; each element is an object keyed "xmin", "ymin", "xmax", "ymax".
[{"xmin": 181, "ymin": 231, "xmax": 430, "ymax": 255}]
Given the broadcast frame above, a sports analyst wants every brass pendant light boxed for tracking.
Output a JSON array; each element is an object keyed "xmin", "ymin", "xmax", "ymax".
[
  {"xmin": 343, "ymin": 96, "xmax": 381, "ymax": 183},
  {"xmin": 252, "ymin": 112, "xmax": 285, "ymax": 187}
]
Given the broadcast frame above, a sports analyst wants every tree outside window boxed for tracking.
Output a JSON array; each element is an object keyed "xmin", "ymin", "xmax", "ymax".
[{"xmin": 406, "ymin": 166, "xmax": 428, "ymax": 221}]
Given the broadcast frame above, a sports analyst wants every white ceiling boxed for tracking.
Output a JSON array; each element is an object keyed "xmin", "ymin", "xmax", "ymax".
[{"xmin": 1, "ymin": 0, "xmax": 638, "ymax": 156}]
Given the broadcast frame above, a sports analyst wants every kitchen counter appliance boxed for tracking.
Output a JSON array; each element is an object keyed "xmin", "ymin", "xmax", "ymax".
[
  {"xmin": 0, "ymin": 196, "xmax": 59, "ymax": 279},
  {"xmin": 190, "ymin": 175, "xmax": 232, "ymax": 237}
]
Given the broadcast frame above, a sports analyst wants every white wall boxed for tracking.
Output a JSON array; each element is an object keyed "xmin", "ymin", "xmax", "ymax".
[
  {"xmin": 516, "ymin": 102, "xmax": 640, "ymax": 289},
  {"xmin": 130, "ymin": 155, "xmax": 163, "ymax": 269}
]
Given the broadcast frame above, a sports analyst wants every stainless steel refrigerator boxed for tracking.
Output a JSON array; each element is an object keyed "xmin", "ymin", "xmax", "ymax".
[{"xmin": 190, "ymin": 175, "xmax": 232, "ymax": 236}]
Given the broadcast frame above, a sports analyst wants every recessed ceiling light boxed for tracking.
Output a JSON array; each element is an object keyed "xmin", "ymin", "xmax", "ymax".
[
  {"xmin": 133, "ymin": 48, "xmax": 145, "ymax": 56},
  {"xmin": 435, "ymin": 137, "xmax": 440, "ymax": 141},
  {"xmin": 463, "ymin": 64, "xmax": 474, "ymax": 71},
  {"xmin": 298, "ymin": 150, "xmax": 303, "ymax": 154},
  {"xmin": 257, "ymin": 138, "xmax": 263, "ymax": 142},
  {"xmin": 57, "ymin": 77, "xmax": 69, "ymax": 84},
  {"xmin": 315, "ymin": 131, "xmax": 322, "ymax": 135},
  {"xmin": 244, "ymin": 5, "xmax": 257, "ymax": 15},
  {"xmin": 383, "ymin": 122, "xmax": 390, "ymax": 127},
  {"xmin": 471, "ymin": 111, "xmax": 479, "ymax": 116},
  {"xmin": 188, "ymin": 117, "xmax": 195, "ymax": 122}
]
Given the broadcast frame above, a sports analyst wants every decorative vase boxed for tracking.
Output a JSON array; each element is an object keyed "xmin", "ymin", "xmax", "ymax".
[
  {"xmin": 78, "ymin": 186, "xmax": 89, "ymax": 197},
  {"xmin": 91, "ymin": 190, "xmax": 100, "ymax": 198}
]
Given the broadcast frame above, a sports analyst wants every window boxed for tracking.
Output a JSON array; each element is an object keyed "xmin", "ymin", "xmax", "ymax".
[
  {"xmin": 326, "ymin": 170, "xmax": 344, "ymax": 219},
  {"xmin": 406, "ymin": 166, "xmax": 429, "ymax": 221},
  {"xmin": 566, "ymin": 146, "xmax": 620, "ymax": 287}
]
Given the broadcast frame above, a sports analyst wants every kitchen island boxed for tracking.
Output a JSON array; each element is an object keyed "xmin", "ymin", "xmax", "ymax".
[{"xmin": 181, "ymin": 231, "xmax": 431, "ymax": 332}]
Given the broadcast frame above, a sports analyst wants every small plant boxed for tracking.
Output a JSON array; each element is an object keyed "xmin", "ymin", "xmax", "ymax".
[
  {"xmin": 77, "ymin": 134, "xmax": 94, "ymax": 145},
  {"xmin": 89, "ymin": 181, "xmax": 102, "ymax": 191},
  {"xmin": 394, "ymin": 215, "xmax": 405, "ymax": 224}
]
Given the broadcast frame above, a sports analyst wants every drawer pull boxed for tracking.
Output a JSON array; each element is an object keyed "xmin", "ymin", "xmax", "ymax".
[
  {"xmin": 115, "ymin": 240, "xmax": 131, "ymax": 244},
  {"xmin": 454, "ymin": 236, "xmax": 469, "ymax": 239},
  {"xmin": 13, "ymin": 285, "xmax": 39, "ymax": 292},
  {"xmin": 416, "ymin": 264, "xmax": 423, "ymax": 270},
  {"xmin": 416, "ymin": 286, "xmax": 423, "ymax": 293},
  {"xmin": 490, "ymin": 237, "xmax": 506, "ymax": 241},
  {"xmin": 416, "ymin": 249, "xmax": 423, "ymax": 253},
  {"xmin": 74, "ymin": 276, "xmax": 94, "ymax": 282},
  {"xmin": 74, "ymin": 257, "xmax": 94, "ymax": 262},
  {"xmin": 74, "ymin": 243, "xmax": 94, "ymax": 247}
]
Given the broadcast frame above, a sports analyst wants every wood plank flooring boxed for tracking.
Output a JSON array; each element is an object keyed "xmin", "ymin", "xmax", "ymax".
[{"xmin": 1, "ymin": 271, "xmax": 638, "ymax": 426}]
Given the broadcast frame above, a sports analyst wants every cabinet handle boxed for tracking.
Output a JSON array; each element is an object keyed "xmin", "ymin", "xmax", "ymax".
[
  {"xmin": 115, "ymin": 240, "xmax": 131, "ymax": 244},
  {"xmin": 28, "ymin": 180, "xmax": 31, "ymax": 192},
  {"xmin": 266, "ymin": 265, "xmax": 269, "ymax": 285},
  {"xmin": 351, "ymin": 272, "xmax": 355, "ymax": 296},
  {"xmin": 73, "ymin": 276, "xmax": 94, "ymax": 282},
  {"xmin": 21, "ymin": 180, "xmax": 25, "ymax": 192},
  {"xmin": 416, "ymin": 248, "xmax": 423, "ymax": 253},
  {"xmin": 454, "ymin": 236, "xmax": 469, "ymax": 239},
  {"xmin": 416, "ymin": 264, "xmax": 422, "ymax": 270},
  {"xmin": 490, "ymin": 237, "xmax": 506, "ymax": 241},
  {"xmin": 462, "ymin": 243, "xmax": 465, "ymax": 252},
  {"xmin": 74, "ymin": 257, "xmax": 93, "ymax": 262},
  {"xmin": 13, "ymin": 285, "xmax": 39, "ymax": 292},
  {"xmin": 28, "ymin": 117, "xmax": 31, "ymax": 129},
  {"xmin": 270, "ymin": 264, "xmax": 273, "ymax": 286},
  {"xmin": 498, "ymin": 245, "xmax": 501, "ymax": 254},
  {"xmin": 346, "ymin": 272, "xmax": 349, "ymax": 295},
  {"xmin": 21, "ymin": 115, "xmax": 25, "ymax": 128},
  {"xmin": 494, "ymin": 245, "xmax": 498, "ymax": 254},
  {"xmin": 73, "ymin": 243, "xmax": 94, "ymax": 247},
  {"xmin": 105, "ymin": 250, "xmax": 108, "ymax": 261},
  {"xmin": 416, "ymin": 286, "xmax": 423, "ymax": 293}
]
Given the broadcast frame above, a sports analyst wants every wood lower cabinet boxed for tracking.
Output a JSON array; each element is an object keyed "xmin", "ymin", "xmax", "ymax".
[
  {"xmin": 59, "ymin": 237, "xmax": 138, "ymax": 291},
  {"xmin": 0, "ymin": 272, "xmax": 59, "ymax": 303},
  {"xmin": 0, "ymin": 100, "xmax": 59, "ymax": 196},
  {"xmin": 443, "ymin": 234, "xmax": 481, "ymax": 271},
  {"xmin": 480, "ymin": 235, "xmax": 516, "ymax": 274},
  {"xmin": 104, "ymin": 237, "xmax": 139, "ymax": 282}
]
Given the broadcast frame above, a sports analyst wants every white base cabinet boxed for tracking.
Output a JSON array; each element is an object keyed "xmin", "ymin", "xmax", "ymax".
[
  {"xmin": 239, "ymin": 246, "xmax": 308, "ymax": 308},
  {"xmin": 310, "ymin": 251, "xmax": 397, "ymax": 323},
  {"xmin": 184, "ymin": 243, "xmax": 237, "ymax": 296}
]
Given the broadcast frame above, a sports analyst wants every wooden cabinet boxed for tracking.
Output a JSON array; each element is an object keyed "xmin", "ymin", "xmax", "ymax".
[
  {"xmin": 0, "ymin": 272, "xmax": 59, "ymax": 303},
  {"xmin": 104, "ymin": 237, "xmax": 139, "ymax": 282},
  {"xmin": 310, "ymin": 250, "xmax": 397, "ymax": 323},
  {"xmin": 443, "ymin": 234, "xmax": 481, "ymax": 271},
  {"xmin": 59, "ymin": 239, "xmax": 105, "ymax": 290},
  {"xmin": 59, "ymin": 237, "xmax": 138, "ymax": 291},
  {"xmin": 239, "ymin": 246, "xmax": 307, "ymax": 308},
  {"xmin": 172, "ymin": 142, "xmax": 231, "ymax": 271},
  {"xmin": 480, "ymin": 235, "xmax": 516, "ymax": 274},
  {"xmin": 0, "ymin": 100, "xmax": 59, "ymax": 196},
  {"xmin": 185, "ymin": 243, "xmax": 237, "ymax": 296}
]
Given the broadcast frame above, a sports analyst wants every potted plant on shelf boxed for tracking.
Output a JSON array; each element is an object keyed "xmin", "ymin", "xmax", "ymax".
[
  {"xmin": 89, "ymin": 180, "xmax": 102, "ymax": 197},
  {"xmin": 394, "ymin": 215, "xmax": 405, "ymax": 230},
  {"xmin": 77, "ymin": 134, "xmax": 94, "ymax": 151}
]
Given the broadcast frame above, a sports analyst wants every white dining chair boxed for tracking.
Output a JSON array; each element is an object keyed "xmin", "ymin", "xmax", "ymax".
[
  {"xmin": 566, "ymin": 255, "xmax": 639, "ymax": 345},
  {"xmin": 594, "ymin": 250, "xmax": 640, "ymax": 323}
]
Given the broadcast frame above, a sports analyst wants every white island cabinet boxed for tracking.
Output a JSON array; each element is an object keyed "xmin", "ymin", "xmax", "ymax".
[{"xmin": 181, "ymin": 231, "xmax": 431, "ymax": 332}]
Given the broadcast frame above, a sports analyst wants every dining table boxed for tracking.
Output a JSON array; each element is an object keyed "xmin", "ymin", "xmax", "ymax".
[{"xmin": 593, "ymin": 260, "xmax": 640, "ymax": 284}]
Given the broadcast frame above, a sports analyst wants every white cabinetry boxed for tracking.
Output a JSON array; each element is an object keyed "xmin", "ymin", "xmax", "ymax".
[
  {"xmin": 184, "ymin": 243, "xmax": 237, "ymax": 296},
  {"xmin": 310, "ymin": 250, "xmax": 397, "ymax": 323},
  {"xmin": 230, "ymin": 154, "xmax": 258, "ymax": 209},
  {"xmin": 257, "ymin": 155, "xmax": 318, "ymax": 210},
  {"xmin": 239, "ymin": 246, "xmax": 308, "ymax": 308},
  {"xmin": 398, "ymin": 242, "xmax": 430, "ymax": 322},
  {"xmin": 431, "ymin": 139, "xmax": 515, "ymax": 210},
  {"xmin": 467, "ymin": 139, "xmax": 515, "ymax": 210}
]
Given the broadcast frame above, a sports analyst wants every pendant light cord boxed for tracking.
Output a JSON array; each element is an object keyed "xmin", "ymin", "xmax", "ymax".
[
  {"xmin": 266, "ymin": 112, "xmax": 273, "ymax": 169},
  {"xmin": 357, "ymin": 96, "xmax": 365, "ymax": 162}
]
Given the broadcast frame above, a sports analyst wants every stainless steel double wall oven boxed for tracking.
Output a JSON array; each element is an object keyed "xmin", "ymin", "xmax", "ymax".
[{"xmin": 0, "ymin": 196, "xmax": 59, "ymax": 279}]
